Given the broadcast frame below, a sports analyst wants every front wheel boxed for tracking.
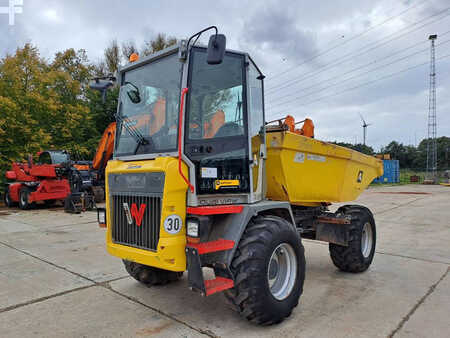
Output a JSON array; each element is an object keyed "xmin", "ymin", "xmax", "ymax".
[
  {"xmin": 224, "ymin": 215, "xmax": 306, "ymax": 325},
  {"xmin": 123, "ymin": 260, "xmax": 183, "ymax": 286},
  {"xmin": 329, "ymin": 205, "xmax": 376, "ymax": 273}
]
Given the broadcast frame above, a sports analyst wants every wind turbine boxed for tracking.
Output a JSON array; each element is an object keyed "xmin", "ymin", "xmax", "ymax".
[{"xmin": 359, "ymin": 113, "xmax": 372, "ymax": 146}]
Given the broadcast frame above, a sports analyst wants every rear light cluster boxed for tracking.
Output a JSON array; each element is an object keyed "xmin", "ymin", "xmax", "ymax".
[{"xmin": 187, "ymin": 219, "xmax": 199, "ymax": 237}]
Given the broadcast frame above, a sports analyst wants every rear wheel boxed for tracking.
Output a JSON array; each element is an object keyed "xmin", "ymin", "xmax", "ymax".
[
  {"xmin": 123, "ymin": 260, "xmax": 183, "ymax": 286},
  {"xmin": 329, "ymin": 205, "xmax": 376, "ymax": 273},
  {"xmin": 224, "ymin": 215, "xmax": 305, "ymax": 325},
  {"xmin": 18, "ymin": 187, "xmax": 34, "ymax": 210}
]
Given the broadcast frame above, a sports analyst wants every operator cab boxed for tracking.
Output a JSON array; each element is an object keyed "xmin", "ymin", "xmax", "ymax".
[
  {"xmin": 38, "ymin": 150, "xmax": 70, "ymax": 165},
  {"xmin": 113, "ymin": 36, "xmax": 265, "ymax": 206}
]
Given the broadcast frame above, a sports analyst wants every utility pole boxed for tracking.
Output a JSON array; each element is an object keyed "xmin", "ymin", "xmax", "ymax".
[{"xmin": 426, "ymin": 34, "xmax": 438, "ymax": 181}]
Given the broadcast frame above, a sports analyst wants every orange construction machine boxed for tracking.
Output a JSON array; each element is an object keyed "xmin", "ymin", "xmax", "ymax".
[
  {"xmin": 64, "ymin": 122, "xmax": 116, "ymax": 212},
  {"xmin": 266, "ymin": 115, "xmax": 315, "ymax": 137}
]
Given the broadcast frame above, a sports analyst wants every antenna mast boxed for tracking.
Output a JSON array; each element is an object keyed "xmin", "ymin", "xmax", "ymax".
[{"xmin": 426, "ymin": 34, "xmax": 438, "ymax": 181}]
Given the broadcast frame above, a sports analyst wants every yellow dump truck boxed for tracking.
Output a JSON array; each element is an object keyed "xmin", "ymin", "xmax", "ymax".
[{"xmin": 92, "ymin": 26, "xmax": 383, "ymax": 325}]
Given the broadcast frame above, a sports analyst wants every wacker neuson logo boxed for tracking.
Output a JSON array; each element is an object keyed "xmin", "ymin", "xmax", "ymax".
[{"xmin": 0, "ymin": 0, "xmax": 23, "ymax": 25}]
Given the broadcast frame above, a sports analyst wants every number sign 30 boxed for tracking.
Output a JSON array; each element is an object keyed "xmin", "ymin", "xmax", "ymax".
[{"xmin": 164, "ymin": 215, "xmax": 182, "ymax": 234}]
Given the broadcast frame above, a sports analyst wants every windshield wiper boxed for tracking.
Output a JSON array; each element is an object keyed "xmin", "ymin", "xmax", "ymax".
[{"xmin": 115, "ymin": 113, "xmax": 151, "ymax": 154}]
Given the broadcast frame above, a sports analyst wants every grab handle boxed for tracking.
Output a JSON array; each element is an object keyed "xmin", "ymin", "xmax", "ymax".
[{"xmin": 178, "ymin": 88, "xmax": 194, "ymax": 193}]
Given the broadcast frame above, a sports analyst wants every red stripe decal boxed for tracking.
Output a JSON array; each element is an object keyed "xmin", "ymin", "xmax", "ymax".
[{"xmin": 187, "ymin": 205, "xmax": 244, "ymax": 215}]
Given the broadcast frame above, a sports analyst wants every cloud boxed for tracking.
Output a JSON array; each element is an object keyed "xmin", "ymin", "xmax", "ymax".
[
  {"xmin": 0, "ymin": 0, "xmax": 449, "ymax": 150},
  {"xmin": 240, "ymin": 5, "xmax": 318, "ymax": 68}
]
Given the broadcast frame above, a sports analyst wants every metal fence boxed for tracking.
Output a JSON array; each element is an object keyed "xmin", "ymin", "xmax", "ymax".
[
  {"xmin": 399, "ymin": 169, "xmax": 449, "ymax": 184},
  {"xmin": 372, "ymin": 168, "xmax": 450, "ymax": 185}
]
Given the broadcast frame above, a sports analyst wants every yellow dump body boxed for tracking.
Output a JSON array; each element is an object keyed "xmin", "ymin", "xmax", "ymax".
[{"xmin": 265, "ymin": 132, "xmax": 383, "ymax": 206}]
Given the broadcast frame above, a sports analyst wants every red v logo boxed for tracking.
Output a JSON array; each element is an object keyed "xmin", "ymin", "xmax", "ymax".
[{"xmin": 130, "ymin": 203, "xmax": 146, "ymax": 226}]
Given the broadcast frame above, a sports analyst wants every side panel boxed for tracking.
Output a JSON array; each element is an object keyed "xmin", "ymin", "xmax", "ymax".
[{"xmin": 29, "ymin": 179, "xmax": 71, "ymax": 202}]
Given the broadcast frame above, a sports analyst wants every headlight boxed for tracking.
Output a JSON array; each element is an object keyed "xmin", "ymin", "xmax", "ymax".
[
  {"xmin": 187, "ymin": 220, "xmax": 199, "ymax": 237},
  {"xmin": 97, "ymin": 208, "xmax": 106, "ymax": 227}
]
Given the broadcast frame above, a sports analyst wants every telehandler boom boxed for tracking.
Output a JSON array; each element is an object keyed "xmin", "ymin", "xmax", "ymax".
[{"xmin": 93, "ymin": 27, "xmax": 383, "ymax": 325}]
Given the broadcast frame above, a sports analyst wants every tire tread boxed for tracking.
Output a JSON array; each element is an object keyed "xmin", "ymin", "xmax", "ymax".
[
  {"xmin": 329, "ymin": 205, "xmax": 376, "ymax": 273},
  {"xmin": 123, "ymin": 260, "xmax": 183, "ymax": 286},
  {"xmin": 224, "ymin": 215, "xmax": 305, "ymax": 325}
]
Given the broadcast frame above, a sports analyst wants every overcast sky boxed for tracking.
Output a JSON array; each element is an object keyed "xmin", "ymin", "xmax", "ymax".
[{"xmin": 1, "ymin": 0, "xmax": 449, "ymax": 150}]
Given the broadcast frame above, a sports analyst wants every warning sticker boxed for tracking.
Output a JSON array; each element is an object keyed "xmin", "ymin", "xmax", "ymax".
[
  {"xmin": 307, "ymin": 154, "xmax": 326, "ymax": 162},
  {"xmin": 201, "ymin": 167, "xmax": 217, "ymax": 178},
  {"xmin": 294, "ymin": 152, "xmax": 305, "ymax": 163}
]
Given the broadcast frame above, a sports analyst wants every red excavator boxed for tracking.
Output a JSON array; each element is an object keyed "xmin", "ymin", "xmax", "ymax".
[
  {"xmin": 4, "ymin": 150, "xmax": 72, "ymax": 209},
  {"xmin": 4, "ymin": 123, "xmax": 116, "ymax": 210}
]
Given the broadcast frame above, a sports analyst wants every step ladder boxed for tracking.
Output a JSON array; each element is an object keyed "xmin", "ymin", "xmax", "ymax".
[{"xmin": 186, "ymin": 239, "xmax": 235, "ymax": 296}]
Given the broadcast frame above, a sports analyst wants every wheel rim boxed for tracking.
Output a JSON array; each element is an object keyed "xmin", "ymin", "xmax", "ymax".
[
  {"xmin": 361, "ymin": 222, "xmax": 373, "ymax": 258},
  {"xmin": 20, "ymin": 192, "xmax": 27, "ymax": 206},
  {"xmin": 267, "ymin": 243, "xmax": 297, "ymax": 300}
]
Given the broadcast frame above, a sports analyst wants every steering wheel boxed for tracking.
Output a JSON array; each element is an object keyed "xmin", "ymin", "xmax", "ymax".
[{"xmin": 214, "ymin": 122, "xmax": 243, "ymax": 138}]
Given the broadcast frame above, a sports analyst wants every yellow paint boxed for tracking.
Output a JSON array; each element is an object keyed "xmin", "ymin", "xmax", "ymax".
[
  {"xmin": 214, "ymin": 179, "xmax": 240, "ymax": 190},
  {"xmin": 251, "ymin": 135, "xmax": 263, "ymax": 192},
  {"xmin": 266, "ymin": 131, "xmax": 383, "ymax": 206},
  {"xmin": 105, "ymin": 157, "xmax": 188, "ymax": 272}
]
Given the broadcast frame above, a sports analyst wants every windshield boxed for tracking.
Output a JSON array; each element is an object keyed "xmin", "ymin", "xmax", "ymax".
[
  {"xmin": 187, "ymin": 49, "xmax": 245, "ymax": 140},
  {"xmin": 115, "ymin": 53, "xmax": 182, "ymax": 156},
  {"xmin": 40, "ymin": 151, "xmax": 70, "ymax": 164}
]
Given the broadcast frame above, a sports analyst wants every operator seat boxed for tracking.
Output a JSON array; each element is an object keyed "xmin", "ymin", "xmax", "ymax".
[
  {"xmin": 149, "ymin": 98, "xmax": 166, "ymax": 135},
  {"xmin": 203, "ymin": 109, "xmax": 225, "ymax": 138}
]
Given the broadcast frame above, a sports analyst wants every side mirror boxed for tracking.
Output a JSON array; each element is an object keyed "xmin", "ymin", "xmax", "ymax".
[
  {"xmin": 89, "ymin": 78, "xmax": 115, "ymax": 103},
  {"xmin": 207, "ymin": 34, "xmax": 226, "ymax": 65},
  {"xmin": 124, "ymin": 82, "xmax": 141, "ymax": 104}
]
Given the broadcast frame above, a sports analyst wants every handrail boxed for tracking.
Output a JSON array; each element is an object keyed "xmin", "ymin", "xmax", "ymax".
[{"xmin": 178, "ymin": 87, "xmax": 194, "ymax": 193}]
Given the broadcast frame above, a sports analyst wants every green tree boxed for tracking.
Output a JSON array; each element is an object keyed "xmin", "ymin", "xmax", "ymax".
[
  {"xmin": 0, "ymin": 44, "xmax": 52, "ymax": 188},
  {"xmin": 104, "ymin": 39, "xmax": 121, "ymax": 74},
  {"xmin": 0, "ymin": 44, "xmax": 100, "ymax": 191},
  {"xmin": 333, "ymin": 142, "xmax": 374, "ymax": 155},
  {"xmin": 414, "ymin": 137, "xmax": 450, "ymax": 169},
  {"xmin": 141, "ymin": 33, "xmax": 177, "ymax": 56}
]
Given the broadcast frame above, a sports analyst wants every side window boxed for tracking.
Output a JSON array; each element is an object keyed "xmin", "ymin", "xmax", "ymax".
[
  {"xmin": 248, "ymin": 61, "xmax": 264, "ymax": 194},
  {"xmin": 248, "ymin": 62, "xmax": 264, "ymax": 139},
  {"xmin": 188, "ymin": 51, "xmax": 245, "ymax": 140}
]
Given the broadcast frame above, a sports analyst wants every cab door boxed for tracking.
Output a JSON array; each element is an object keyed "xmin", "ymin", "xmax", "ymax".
[
  {"xmin": 247, "ymin": 57, "xmax": 266, "ymax": 203},
  {"xmin": 184, "ymin": 47, "xmax": 250, "ymax": 199}
]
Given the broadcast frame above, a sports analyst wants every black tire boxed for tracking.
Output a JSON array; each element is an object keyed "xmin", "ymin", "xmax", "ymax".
[
  {"xmin": 123, "ymin": 260, "xmax": 183, "ymax": 286},
  {"xmin": 18, "ymin": 187, "xmax": 34, "ymax": 210},
  {"xmin": 44, "ymin": 199, "xmax": 56, "ymax": 207},
  {"xmin": 4, "ymin": 188, "xmax": 16, "ymax": 207},
  {"xmin": 329, "ymin": 205, "xmax": 376, "ymax": 273},
  {"xmin": 224, "ymin": 215, "xmax": 306, "ymax": 325}
]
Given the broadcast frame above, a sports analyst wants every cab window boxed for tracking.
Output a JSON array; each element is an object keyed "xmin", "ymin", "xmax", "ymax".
[{"xmin": 187, "ymin": 49, "xmax": 245, "ymax": 140}]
